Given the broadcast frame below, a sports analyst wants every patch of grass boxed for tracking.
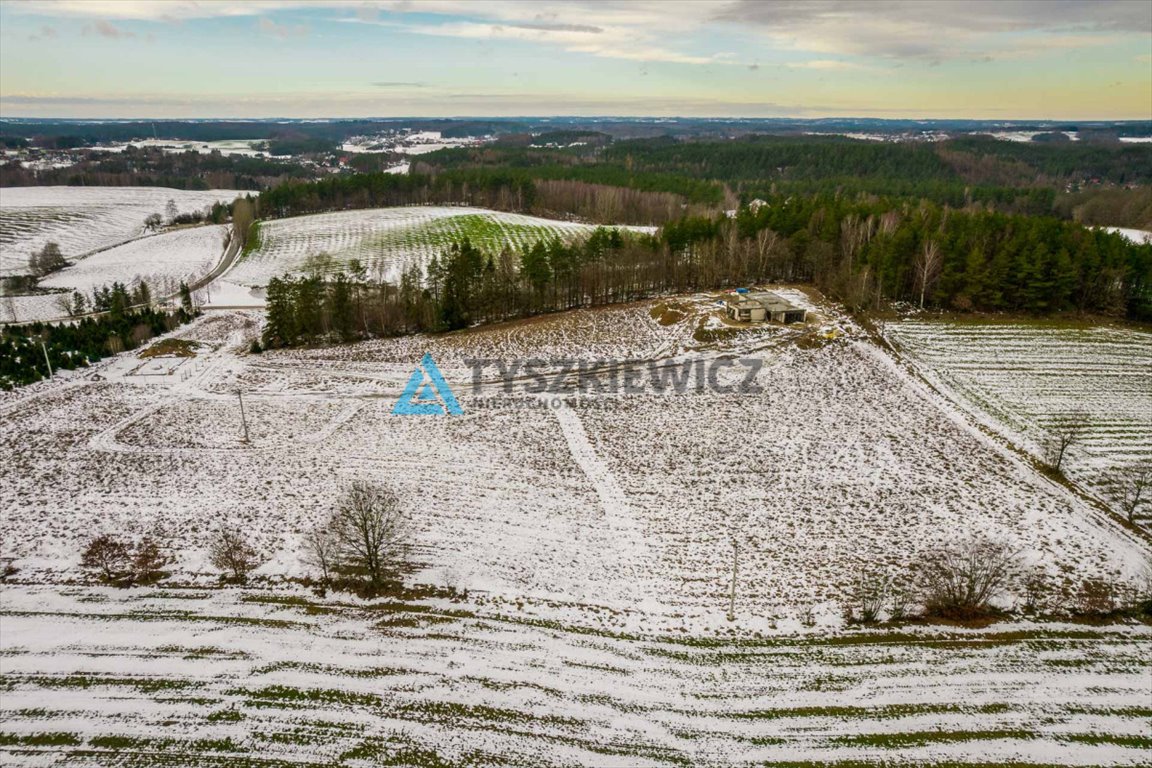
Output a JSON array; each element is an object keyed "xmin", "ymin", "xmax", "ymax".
[
  {"xmin": 1061, "ymin": 733, "xmax": 1152, "ymax": 748},
  {"xmin": 832, "ymin": 729, "xmax": 1037, "ymax": 748},
  {"xmin": 155, "ymin": 645, "xmax": 248, "ymax": 659},
  {"xmin": 728, "ymin": 702, "xmax": 1012, "ymax": 720},
  {"xmin": 206, "ymin": 708, "xmax": 246, "ymax": 723},
  {"xmin": 139, "ymin": 338, "xmax": 199, "ymax": 359},
  {"xmin": 0, "ymin": 731, "xmax": 82, "ymax": 747},
  {"xmin": 234, "ymin": 684, "xmax": 383, "ymax": 708},
  {"xmin": 650, "ymin": 301, "xmax": 689, "ymax": 326},
  {"xmin": 15, "ymin": 674, "xmax": 195, "ymax": 693},
  {"xmin": 400, "ymin": 699, "xmax": 584, "ymax": 729}
]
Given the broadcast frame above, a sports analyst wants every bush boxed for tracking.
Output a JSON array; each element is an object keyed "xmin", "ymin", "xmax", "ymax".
[
  {"xmin": 844, "ymin": 570, "xmax": 890, "ymax": 625},
  {"xmin": 917, "ymin": 537, "xmax": 1021, "ymax": 620}
]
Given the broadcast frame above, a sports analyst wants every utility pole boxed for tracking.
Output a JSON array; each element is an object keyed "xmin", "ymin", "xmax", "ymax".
[
  {"xmin": 727, "ymin": 538, "xmax": 739, "ymax": 621},
  {"xmin": 40, "ymin": 340, "xmax": 53, "ymax": 379},
  {"xmin": 237, "ymin": 390, "xmax": 250, "ymax": 442}
]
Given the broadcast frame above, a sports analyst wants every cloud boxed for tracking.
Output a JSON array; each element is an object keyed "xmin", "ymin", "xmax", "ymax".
[
  {"xmin": 257, "ymin": 16, "xmax": 308, "ymax": 39},
  {"xmin": 28, "ymin": 24, "xmax": 59, "ymax": 41},
  {"xmin": 712, "ymin": 0, "xmax": 1151, "ymax": 62},
  {"xmin": 371, "ymin": 81, "xmax": 426, "ymax": 88},
  {"xmin": 85, "ymin": 19, "xmax": 135, "ymax": 38},
  {"xmin": 377, "ymin": 19, "xmax": 727, "ymax": 65},
  {"xmin": 508, "ymin": 21, "xmax": 603, "ymax": 33},
  {"xmin": 785, "ymin": 60, "xmax": 865, "ymax": 71}
]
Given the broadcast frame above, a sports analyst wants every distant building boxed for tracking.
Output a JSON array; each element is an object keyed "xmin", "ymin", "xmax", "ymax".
[{"xmin": 723, "ymin": 290, "xmax": 806, "ymax": 324}]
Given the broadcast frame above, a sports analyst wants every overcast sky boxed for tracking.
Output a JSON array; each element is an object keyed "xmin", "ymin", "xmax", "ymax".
[{"xmin": 1, "ymin": 0, "xmax": 1149, "ymax": 119}]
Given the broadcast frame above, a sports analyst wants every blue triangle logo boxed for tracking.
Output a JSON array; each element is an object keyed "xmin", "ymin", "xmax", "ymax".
[{"xmin": 393, "ymin": 353, "xmax": 463, "ymax": 416}]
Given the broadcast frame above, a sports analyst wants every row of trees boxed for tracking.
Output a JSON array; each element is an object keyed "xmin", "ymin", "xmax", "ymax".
[
  {"xmin": 843, "ymin": 536, "xmax": 1152, "ymax": 624},
  {"xmin": 256, "ymin": 168, "xmax": 710, "ymax": 226},
  {"xmin": 81, "ymin": 481, "xmax": 413, "ymax": 597}
]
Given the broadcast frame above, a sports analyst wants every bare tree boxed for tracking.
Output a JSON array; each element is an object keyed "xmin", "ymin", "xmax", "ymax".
[
  {"xmin": 301, "ymin": 525, "xmax": 339, "ymax": 588},
  {"xmin": 209, "ymin": 528, "xmax": 259, "ymax": 582},
  {"xmin": 1044, "ymin": 410, "xmax": 1089, "ymax": 473},
  {"xmin": 330, "ymin": 481, "xmax": 411, "ymax": 588},
  {"xmin": 918, "ymin": 536, "xmax": 1021, "ymax": 619},
  {"xmin": 913, "ymin": 239, "xmax": 943, "ymax": 308},
  {"xmin": 81, "ymin": 534, "xmax": 131, "ymax": 584},
  {"xmin": 1108, "ymin": 463, "xmax": 1151, "ymax": 524}
]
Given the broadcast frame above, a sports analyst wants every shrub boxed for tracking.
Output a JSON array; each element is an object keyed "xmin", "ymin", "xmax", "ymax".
[
  {"xmin": 132, "ymin": 536, "xmax": 171, "ymax": 585},
  {"xmin": 844, "ymin": 570, "xmax": 889, "ymax": 625},
  {"xmin": 917, "ymin": 537, "xmax": 1021, "ymax": 620}
]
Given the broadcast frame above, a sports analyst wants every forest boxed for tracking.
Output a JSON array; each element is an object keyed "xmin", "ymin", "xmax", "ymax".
[
  {"xmin": 0, "ymin": 284, "xmax": 194, "ymax": 389},
  {"xmin": 257, "ymin": 195, "xmax": 1151, "ymax": 351}
]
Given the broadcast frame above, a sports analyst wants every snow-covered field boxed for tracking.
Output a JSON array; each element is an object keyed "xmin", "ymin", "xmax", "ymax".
[
  {"xmin": 1101, "ymin": 226, "xmax": 1152, "ymax": 245},
  {"xmin": 227, "ymin": 206, "xmax": 653, "ymax": 286},
  {"xmin": 2, "ymin": 585, "xmax": 1148, "ymax": 767},
  {"xmin": 38, "ymin": 224, "xmax": 228, "ymax": 296},
  {"xmin": 884, "ymin": 319, "xmax": 1152, "ymax": 525},
  {"xmin": 95, "ymin": 139, "xmax": 270, "ymax": 157},
  {"xmin": 341, "ymin": 130, "xmax": 482, "ymax": 155},
  {"xmin": 0, "ymin": 187, "xmax": 245, "ymax": 276},
  {"xmin": 2, "ymin": 294, "xmax": 1149, "ymax": 765}
]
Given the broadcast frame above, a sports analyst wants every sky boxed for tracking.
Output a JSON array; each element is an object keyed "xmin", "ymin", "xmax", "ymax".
[{"xmin": 0, "ymin": 0, "xmax": 1150, "ymax": 120}]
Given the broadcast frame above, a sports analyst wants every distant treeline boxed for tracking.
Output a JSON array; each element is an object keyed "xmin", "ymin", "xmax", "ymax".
[
  {"xmin": 0, "ymin": 119, "xmax": 521, "ymax": 147},
  {"xmin": 418, "ymin": 135, "xmax": 1152, "ymax": 225},
  {"xmin": 0, "ymin": 146, "xmax": 315, "ymax": 190},
  {"xmin": 257, "ymin": 169, "xmax": 709, "ymax": 225},
  {"xmin": 258, "ymin": 195, "xmax": 1152, "ymax": 350},
  {"xmin": 0, "ymin": 303, "xmax": 192, "ymax": 390}
]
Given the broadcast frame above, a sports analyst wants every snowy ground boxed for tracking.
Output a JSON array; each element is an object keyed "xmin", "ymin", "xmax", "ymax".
[
  {"xmin": 1, "ymin": 292, "xmax": 1149, "ymax": 765},
  {"xmin": 884, "ymin": 319, "xmax": 1152, "ymax": 527},
  {"xmin": 0, "ymin": 187, "xmax": 245, "ymax": 277},
  {"xmin": 1100, "ymin": 227, "xmax": 1152, "ymax": 246}
]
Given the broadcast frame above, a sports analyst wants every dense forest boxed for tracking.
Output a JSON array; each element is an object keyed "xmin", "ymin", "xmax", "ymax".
[{"xmin": 416, "ymin": 135, "xmax": 1152, "ymax": 223}]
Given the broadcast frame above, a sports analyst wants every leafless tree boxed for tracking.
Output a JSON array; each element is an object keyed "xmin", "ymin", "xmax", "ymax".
[
  {"xmin": 918, "ymin": 536, "xmax": 1021, "ymax": 619},
  {"xmin": 81, "ymin": 534, "xmax": 131, "ymax": 584},
  {"xmin": 330, "ymin": 481, "xmax": 411, "ymax": 588},
  {"xmin": 1108, "ymin": 463, "xmax": 1151, "ymax": 524},
  {"xmin": 1044, "ymin": 410, "xmax": 1089, "ymax": 473},
  {"xmin": 913, "ymin": 239, "xmax": 943, "ymax": 308},
  {"xmin": 209, "ymin": 528, "xmax": 259, "ymax": 582},
  {"xmin": 301, "ymin": 525, "xmax": 339, "ymax": 587}
]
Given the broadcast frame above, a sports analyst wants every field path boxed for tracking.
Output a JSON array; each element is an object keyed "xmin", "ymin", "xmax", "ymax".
[{"xmin": 550, "ymin": 399, "xmax": 664, "ymax": 609}]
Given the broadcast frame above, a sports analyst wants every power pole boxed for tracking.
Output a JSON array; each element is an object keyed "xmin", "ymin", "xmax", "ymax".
[
  {"xmin": 40, "ymin": 340, "xmax": 53, "ymax": 378},
  {"xmin": 727, "ymin": 538, "xmax": 739, "ymax": 621},
  {"xmin": 237, "ymin": 390, "xmax": 250, "ymax": 442}
]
